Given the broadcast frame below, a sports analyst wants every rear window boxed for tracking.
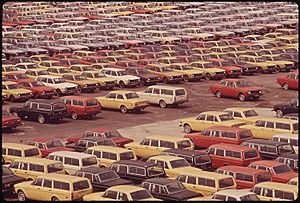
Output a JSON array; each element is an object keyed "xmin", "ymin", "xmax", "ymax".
[
  {"xmin": 147, "ymin": 165, "xmax": 165, "ymax": 177},
  {"xmin": 161, "ymin": 89, "xmax": 174, "ymax": 95},
  {"xmin": 177, "ymin": 140, "xmax": 191, "ymax": 149},
  {"xmin": 195, "ymin": 155, "xmax": 211, "ymax": 165},
  {"xmin": 244, "ymin": 150, "xmax": 259, "ymax": 159},
  {"xmin": 47, "ymin": 163, "xmax": 64, "ymax": 173},
  {"xmin": 119, "ymin": 152, "xmax": 135, "ymax": 160},
  {"xmin": 218, "ymin": 177, "xmax": 235, "ymax": 188},
  {"xmin": 73, "ymin": 180, "xmax": 90, "ymax": 191},
  {"xmin": 273, "ymin": 164, "xmax": 293, "ymax": 174},
  {"xmin": 239, "ymin": 130, "xmax": 252, "ymax": 139},
  {"xmin": 24, "ymin": 148, "xmax": 40, "ymax": 157},
  {"xmin": 240, "ymin": 194, "xmax": 260, "ymax": 201},
  {"xmin": 256, "ymin": 172, "xmax": 272, "ymax": 183},
  {"xmin": 82, "ymin": 157, "xmax": 98, "ymax": 167},
  {"xmin": 86, "ymin": 99, "xmax": 99, "ymax": 107},
  {"xmin": 175, "ymin": 89, "xmax": 186, "ymax": 96}
]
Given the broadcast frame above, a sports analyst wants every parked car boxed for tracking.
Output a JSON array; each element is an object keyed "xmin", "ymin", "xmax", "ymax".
[
  {"xmin": 207, "ymin": 143, "xmax": 261, "ymax": 168},
  {"xmin": 74, "ymin": 167, "xmax": 132, "ymax": 192},
  {"xmin": 190, "ymin": 61, "xmax": 226, "ymax": 80},
  {"xmin": 169, "ymin": 63, "xmax": 204, "ymax": 82},
  {"xmin": 59, "ymin": 96, "xmax": 101, "ymax": 119},
  {"xmin": 65, "ymin": 128, "xmax": 133, "ymax": 147},
  {"xmin": 83, "ymin": 185, "xmax": 158, "ymax": 201},
  {"xmin": 277, "ymin": 71, "xmax": 298, "ymax": 90},
  {"xmin": 216, "ymin": 165, "xmax": 272, "ymax": 189},
  {"xmin": 2, "ymin": 166, "xmax": 26, "ymax": 193},
  {"xmin": 96, "ymin": 90, "xmax": 149, "ymax": 113},
  {"xmin": 272, "ymin": 134, "xmax": 298, "ymax": 154},
  {"xmin": 2, "ymin": 81, "xmax": 33, "ymax": 102},
  {"xmin": 14, "ymin": 174, "xmax": 92, "ymax": 201},
  {"xmin": 137, "ymin": 85, "xmax": 188, "ymax": 108},
  {"xmin": 110, "ymin": 160, "xmax": 166, "ymax": 184},
  {"xmin": 26, "ymin": 138, "xmax": 74, "ymax": 158},
  {"xmin": 25, "ymin": 68, "xmax": 50, "ymax": 79},
  {"xmin": 9, "ymin": 99, "xmax": 67, "ymax": 124},
  {"xmin": 101, "ymin": 67, "xmax": 140, "ymax": 88},
  {"xmin": 272, "ymin": 98, "xmax": 298, "ymax": 118},
  {"xmin": 65, "ymin": 137, "xmax": 116, "ymax": 152},
  {"xmin": 62, "ymin": 73, "xmax": 99, "ymax": 93},
  {"xmin": 126, "ymin": 67, "xmax": 161, "ymax": 85},
  {"xmin": 141, "ymin": 178, "xmax": 202, "ymax": 200},
  {"xmin": 241, "ymin": 139, "xmax": 295, "ymax": 160},
  {"xmin": 125, "ymin": 135, "xmax": 194, "ymax": 158},
  {"xmin": 161, "ymin": 148, "xmax": 212, "ymax": 170},
  {"xmin": 275, "ymin": 153, "xmax": 298, "ymax": 172},
  {"xmin": 212, "ymin": 189, "xmax": 260, "ymax": 201},
  {"xmin": 180, "ymin": 111, "xmax": 246, "ymax": 133},
  {"xmin": 146, "ymin": 64, "xmax": 184, "ymax": 84},
  {"xmin": 209, "ymin": 79, "xmax": 263, "ymax": 101},
  {"xmin": 2, "ymin": 109, "xmax": 22, "ymax": 130},
  {"xmin": 81, "ymin": 71, "xmax": 116, "ymax": 90},
  {"xmin": 184, "ymin": 126, "xmax": 253, "ymax": 149},
  {"xmin": 2, "ymin": 143, "xmax": 41, "ymax": 164},
  {"xmin": 18, "ymin": 79, "xmax": 56, "ymax": 99},
  {"xmin": 248, "ymin": 160, "xmax": 298, "ymax": 183},
  {"xmin": 223, "ymin": 107, "xmax": 264, "ymax": 124}
]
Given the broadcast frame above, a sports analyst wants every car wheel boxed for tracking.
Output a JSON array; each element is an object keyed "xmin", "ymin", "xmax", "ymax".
[
  {"xmin": 238, "ymin": 93, "xmax": 246, "ymax": 101},
  {"xmin": 37, "ymin": 114, "xmax": 45, "ymax": 124},
  {"xmin": 184, "ymin": 124, "xmax": 192, "ymax": 133},
  {"xmin": 215, "ymin": 91, "xmax": 222, "ymax": 98},
  {"xmin": 183, "ymin": 75, "xmax": 189, "ymax": 82},
  {"xmin": 119, "ymin": 81, "xmax": 125, "ymax": 88},
  {"xmin": 120, "ymin": 105, "xmax": 128, "ymax": 114},
  {"xmin": 77, "ymin": 86, "xmax": 82, "ymax": 93},
  {"xmin": 205, "ymin": 73, "xmax": 211, "ymax": 80},
  {"xmin": 276, "ymin": 109, "xmax": 284, "ymax": 118},
  {"xmin": 55, "ymin": 89, "xmax": 62, "ymax": 96},
  {"xmin": 258, "ymin": 68, "xmax": 264, "ymax": 73},
  {"xmin": 10, "ymin": 95, "xmax": 16, "ymax": 102},
  {"xmin": 17, "ymin": 190, "xmax": 26, "ymax": 201},
  {"xmin": 275, "ymin": 67, "xmax": 280, "ymax": 73},
  {"xmin": 51, "ymin": 196, "xmax": 59, "ymax": 201},
  {"xmin": 71, "ymin": 112, "xmax": 78, "ymax": 120},
  {"xmin": 162, "ymin": 77, "xmax": 168, "ymax": 84},
  {"xmin": 159, "ymin": 100, "xmax": 167, "ymax": 108},
  {"xmin": 283, "ymin": 83, "xmax": 289, "ymax": 90}
]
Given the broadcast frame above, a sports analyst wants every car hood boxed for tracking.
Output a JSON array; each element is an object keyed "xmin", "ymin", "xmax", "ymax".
[
  {"xmin": 160, "ymin": 71, "xmax": 183, "ymax": 77},
  {"xmin": 177, "ymin": 69, "xmax": 203, "ymax": 74},
  {"xmin": 268, "ymin": 61, "xmax": 294, "ymax": 65},
  {"xmin": 2, "ymin": 175, "xmax": 26, "ymax": 184},
  {"xmin": 52, "ymin": 82, "xmax": 78, "ymax": 88},
  {"xmin": 220, "ymin": 66, "xmax": 242, "ymax": 71},
  {"xmin": 203, "ymin": 68, "xmax": 226, "ymax": 73},
  {"xmin": 277, "ymin": 172, "xmax": 298, "ymax": 181},
  {"xmin": 117, "ymin": 75, "xmax": 140, "ymax": 80},
  {"xmin": 112, "ymin": 137, "xmax": 133, "ymax": 146},
  {"xmin": 139, "ymin": 73, "xmax": 159, "ymax": 79},
  {"xmin": 171, "ymin": 166, "xmax": 196, "ymax": 174},
  {"xmin": 73, "ymin": 80, "xmax": 98, "ymax": 85}
]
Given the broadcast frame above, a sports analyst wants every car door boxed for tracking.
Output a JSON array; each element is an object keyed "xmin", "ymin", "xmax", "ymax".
[
  {"xmin": 27, "ymin": 178, "xmax": 46, "ymax": 200},
  {"xmin": 116, "ymin": 94, "xmax": 125, "ymax": 109},
  {"xmin": 286, "ymin": 99, "xmax": 298, "ymax": 114},
  {"xmin": 102, "ymin": 93, "xmax": 117, "ymax": 109},
  {"xmin": 39, "ymin": 179, "xmax": 53, "ymax": 201},
  {"xmin": 264, "ymin": 121, "xmax": 276, "ymax": 138},
  {"xmin": 226, "ymin": 81, "xmax": 238, "ymax": 98},
  {"xmin": 152, "ymin": 88, "xmax": 161, "ymax": 104},
  {"xmin": 190, "ymin": 114, "xmax": 206, "ymax": 131}
]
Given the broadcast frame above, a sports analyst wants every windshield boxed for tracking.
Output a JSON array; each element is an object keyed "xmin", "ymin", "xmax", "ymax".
[
  {"xmin": 235, "ymin": 80, "xmax": 251, "ymax": 87},
  {"xmin": 256, "ymin": 172, "xmax": 272, "ymax": 183},
  {"xmin": 243, "ymin": 110, "xmax": 258, "ymax": 117},
  {"xmin": 273, "ymin": 164, "xmax": 292, "ymax": 174},
  {"xmin": 175, "ymin": 89, "xmax": 186, "ymax": 96},
  {"xmin": 255, "ymin": 57, "xmax": 265, "ymax": 62},
  {"xmin": 6, "ymin": 84, "xmax": 19, "ymax": 90},
  {"xmin": 15, "ymin": 74, "xmax": 29, "ymax": 79},
  {"xmin": 203, "ymin": 63, "xmax": 214, "ymax": 68},
  {"xmin": 119, "ymin": 152, "xmax": 135, "ymax": 160},
  {"xmin": 82, "ymin": 157, "xmax": 98, "ymax": 167},
  {"xmin": 27, "ymin": 64, "xmax": 38, "ymax": 69},
  {"xmin": 218, "ymin": 177, "xmax": 235, "ymax": 188},
  {"xmin": 38, "ymin": 70, "xmax": 49, "ymax": 75},
  {"xmin": 166, "ymin": 181, "xmax": 186, "ymax": 194},
  {"xmin": 73, "ymin": 180, "xmax": 90, "ymax": 191},
  {"xmin": 181, "ymin": 66, "xmax": 194, "ymax": 70},
  {"xmin": 131, "ymin": 190, "xmax": 153, "ymax": 201},
  {"xmin": 239, "ymin": 130, "xmax": 253, "ymax": 139},
  {"xmin": 30, "ymin": 81, "xmax": 44, "ymax": 87},
  {"xmin": 98, "ymin": 171, "xmax": 119, "ymax": 182},
  {"xmin": 24, "ymin": 148, "xmax": 40, "ymax": 157},
  {"xmin": 53, "ymin": 78, "xmax": 66, "ymax": 83},
  {"xmin": 240, "ymin": 194, "xmax": 260, "ymax": 201},
  {"xmin": 170, "ymin": 159, "xmax": 190, "ymax": 168},
  {"xmin": 195, "ymin": 154, "xmax": 211, "ymax": 165},
  {"xmin": 244, "ymin": 150, "xmax": 259, "ymax": 159},
  {"xmin": 74, "ymin": 75, "xmax": 87, "ymax": 80},
  {"xmin": 46, "ymin": 140, "xmax": 64, "ymax": 149},
  {"xmin": 47, "ymin": 163, "xmax": 64, "ymax": 173},
  {"xmin": 219, "ymin": 114, "xmax": 234, "ymax": 121},
  {"xmin": 3, "ymin": 167, "xmax": 14, "ymax": 176},
  {"xmin": 137, "ymin": 69, "xmax": 148, "ymax": 74},
  {"xmin": 53, "ymin": 103, "xmax": 66, "ymax": 111},
  {"xmin": 4, "ymin": 66, "xmax": 18, "ymax": 71},
  {"xmin": 125, "ymin": 92, "xmax": 139, "ymax": 99},
  {"xmin": 118, "ymin": 70, "xmax": 127, "ymax": 76},
  {"xmin": 104, "ymin": 130, "xmax": 121, "ymax": 138},
  {"xmin": 278, "ymin": 144, "xmax": 294, "ymax": 154},
  {"xmin": 2, "ymin": 110, "xmax": 10, "ymax": 116},
  {"xmin": 93, "ymin": 73, "xmax": 106, "ymax": 78}
]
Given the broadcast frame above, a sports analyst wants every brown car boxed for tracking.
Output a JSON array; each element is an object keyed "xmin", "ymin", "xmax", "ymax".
[
  {"xmin": 62, "ymin": 73, "xmax": 99, "ymax": 93},
  {"xmin": 146, "ymin": 64, "xmax": 184, "ymax": 84}
]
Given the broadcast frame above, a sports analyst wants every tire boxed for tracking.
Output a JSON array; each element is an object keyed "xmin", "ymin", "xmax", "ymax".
[
  {"xmin": 119, "ymin": 81, "xmax": 125, "ymax": 88},
  {"xmin": 238, "ymin": 93, "xmax": 246, "ymax": 101},
  {"xmin": 276, "ymin": 109, "xmax": 284, "ymax": 118},
  {"xmin": 51, "ymin": 197, "xmax": 59, "ymax": 201},
  {"xmin": 71, "ymin": 112, "xmax": 78, "ymax": 120},
  {"xmin": 55, "ymin": 89, "xmax": 62, "ymax": 96},
  {"xmin": 275, "ymin": 67, "xmax": 280, "ymax": 73},
  {"xmin": 215, "ymin": 91, "xmax": 222, "ymax": 98},
  {"xmin": 162, "ymin": 77, "xmax": 168, "ymax": 84},
  {"xmin": 205, "ymin": 73, "xmax": 211, "ymax": 80},
  {"xmin": 37, "ymin": 114, "xmax": 45, "ymax": 124},
  {"xmin": 120, "ymin": 105, "xmax": 128, "ymax": 114},
  {"xmin": 159, "ymin": 100, "xmax": 167, "ymax": 108},
  {"xmin": 77, "ymin": 86, "xmax": 82, "ymax": 93},
  {"xmin": 183, "ymin": 75, "xmax": 189, "ymax": 82},
  {"xmin": 10, "ymin": 95, "xmax": 16, "ymax": 102},
  {"xmin": 258, "ymin": 68, "xmax": 264, "ymax": 73},
  {"xmin": 282, "ymin": 83, "xmax": 289, "ymax": 90},
  {"xmin": 17, "ymin": 190, "xmax": 26, "ymax": 201},
  {"xmin": 184, "ymin": 124, "xmax": 192, "ymax": 133},
  {"xmin": 12, "ymin": 112, "xmax": 19, "ymax": 117}
]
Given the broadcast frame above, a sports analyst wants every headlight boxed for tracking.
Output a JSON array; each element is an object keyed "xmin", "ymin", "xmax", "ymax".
[
  {"xmin": 85, "ymin": 84, "xmax": 88, "ymax": 87},
  {"xmin": 41, "ymin": 91, "xmax": 45, "ymax": 95},
  {"xmin": 230, "ymin": 70, "xmax": 233, "ymax": 73},
  {"xmin": 259, "ymin": 90, "xmax": 262, "ymax": 94},
  {"xmin": 248, "ymin": 91, "xmax": 251, "ymax": 94},
  {"xmin": 170, "ymin": 76, "xmax": 173, "ymax": 79}
]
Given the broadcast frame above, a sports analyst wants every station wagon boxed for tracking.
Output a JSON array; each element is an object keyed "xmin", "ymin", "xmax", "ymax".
[
  {"xmin": 275, "ymin": 153, "xmax": 298, "ymax": 172},
  {"xmin": 212, "ymin": 189, "xmax": 260, "ymax": 201},
  {"xmin": 2, "ymin": 143, "xmax": 41, "ymax": 164}
]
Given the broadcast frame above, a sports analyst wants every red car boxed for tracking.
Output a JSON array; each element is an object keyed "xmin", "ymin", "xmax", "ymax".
[
  {"xmin": 277, "ymin": 71, "xmax": 298, "ymax": 90},
  {"xmin": 2, "ymin": 109, "xmax": 22, "ymax": 130},
  {"xmin": 18, "ymin": 79, "xmax": 56, "ymax": 99},
  {"xmin": 65, "ymin": 128, "xmax": 133, "ymax": 147},
  {"xmin": 184, "ymin": 126, "xmax": 253, "ymax": 149},
  {"xmin": 209, "ymin": 79, "xmax": 263, "ymax": 101},
  {"xmin": 59, "ymin": 96, "xmax": 101, "ymax": 120},
  {"xmin": 248, "ymin": 160, "xmax": 298, "ymax": 183},
  {"xmin": 209, "ymin": 58, "xmax": 242, "ymax": 77},
  {"xmin": 26, "ymin": 138, "xmax": 75, "ymax": 158}
]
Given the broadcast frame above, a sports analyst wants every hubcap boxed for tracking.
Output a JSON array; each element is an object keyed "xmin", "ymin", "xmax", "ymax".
[
  {"xmin": 239, "ymin": 94, "xmax": 245, "ymax": 101},
  {"xmin": 71, "ymin": 112, "xmax": 77, "ymax": 119},
  {"xmin": 159, "ymin": 101, "xmax": 166, "ymax": 108},
  {"xmin": 216, "ymin": 91, "xmax": 221, "ymax": 98},
  {"xmin": 38, "ymin": 115, "xmax": 45, "ymax": 123},
  {"xmin": 184, "ymin": 125, "xmax": 191, "ymax": 133},
  {"xmin": 18, "ymin": 192, "xmax": 25, "ymax": 201},
  {"xmin": 283, "ymin": 83, "xmax": 289, "ymax": 90},
  {"xmin": 121, "ymin": 106, "xmax": 127, "ymax": 113},
  {"xmin": 276, "ymin": 110, "xmax": 283, "ymax": 118},
  {"xmin": 205, "ymin": 74, "xmax": 211, "ymax": 80}
]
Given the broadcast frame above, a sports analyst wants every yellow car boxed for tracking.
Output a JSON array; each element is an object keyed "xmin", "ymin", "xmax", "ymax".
[
  {"xmin": 179, "ymin": 111, "xmax": 246, "ymax": 133},
  {"xmin": 47, "ymin": 66, "xmax": 72, "ymax": 76},
  {"xmin": 38, "ymin": 60, "xmax": 61, "ymax": 69},
  {"xmin": 73, "ymin": 50, "xmax": 96, "ymax": 59},
  {"xmin": 25, "ymin": 68, "xmax": 49, "ymax": 79},
  {"xmin": 261, "ymin": 54, "xmax": 294, "ymax": 72},
  {"xmin": 223, "ymin": 107, "xmax": 266, "ymax": 124},
  {"xmin": 14, "ymin": 174, "xmax": 93, "ymax": 201},
  {"xmin": 239, "ymin": 55, "xmax": 277, "ymax": 73},
  {"xmin": 146, "ymin": 64, "xmax": 184, "ymax": 84},
  {"xmin": 105, "ymin": 55, "xmax": 124, "ymax": 64},
  {"xmin": 146, "ymin": 155, "xmax": 196, "ymax": 179},
  {"xmin": 83, "ymin": 185, "xmax": 159, "ymax": 201},
  {"xmin": 69, "ymin": 64, "xmax": 94, "ymax": 74},
  {"xmin": 276, "ymin": 36, "xmax": 298, "ymax": 47},
  {"xmin": 169, "ymin": 63, "xmax": 203, "ymax": 82},
  {"xmin": 190, "ymin": 33, "xmax": 215, "ymax": 41},
  {"xmin": 190, "ymin": 61, "xmax": 225, "ymax": 80},
  {"xmin": 3, "ymin": 143, "xmax": 41, "ymax": 164},
  {"xmin": 96, "ymin": 90, "xmax": 149, "ymax": 113},
  {"xmin": 2, "ymin": 81, "xmax": 33, "ymax": 102},
  {"xmin": 81, "ymin": 71, "xmax": 116, "ymax": 89},
  {"xmin": 62, "ymin": 73, "xmax": 99, "ymax": 93},
  {"xmin": 241, "ymin": 118, "xmax": 298, "ymax": 139}
]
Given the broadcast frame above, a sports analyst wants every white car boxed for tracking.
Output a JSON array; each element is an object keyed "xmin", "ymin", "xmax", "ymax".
[
  {"xmin": 212, "ymin": 189, "xmax": 260, "ymax": 201},
  {"xmin": 15, "ymin": 62, "xmax": 39, "ymax": 72},
  {"xmin": 137, "ymin": 85, "xmax": 188, "ymax": 108},
  {"xmin": 36, "ymin": 75, "xmax": 79, "ymax": 96},
  {"xmin": 101, "ymin": 67, "xmax": 140, "ymax": 88}
]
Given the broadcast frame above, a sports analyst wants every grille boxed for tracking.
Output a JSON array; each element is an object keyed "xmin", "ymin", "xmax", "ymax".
[
  {"xmin": 129, "ymin": 79, "xmax": 139, "ymax": 83},
  {"xmin": 66, "ymin": 87, "xmax": 77, "ymax": 91},
  {"xmin": 267, "ymin": 66, "xmax": 276, "ymax": 69},
  {"xmin": 45, "ymin": 90, "xmax": 54, "ymax": 94},
  {"xmin": 86, "ymin": 84, "xmax": 97, "ymax": 87},
  {"xmin": 216, "ymin": 72, "xmax": 225, "ymax": 75},
  {"xmin": 250, "ymin": 90, "xmax": 260, "ymax": 94},
  {"xmin": 105, "ymin": 81, "xmax": 115, "ymax": 85},
  {"xmin": 285, "ymin": 64, "xmax": 293, "ymax": 69},
  {"xmin": 20, "ymin": 93, "xmax": 31, "ymax": 97}
]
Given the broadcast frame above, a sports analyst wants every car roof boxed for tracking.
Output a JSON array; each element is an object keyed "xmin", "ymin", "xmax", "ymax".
[
  {"xmin": 250, "ymin": 160, "xmax": 285, "ymax": 167},
  {"xmin": 62, "ymin": 95, "xmax": 97, "ymax": 101},
  {"xmin": 272, "ymin": 134, "xmax": 298, "ymax": 139},
  {"xmin": 79, "ymin": 137, "xmax": 112, "ymax": 142},
  {"xmin": 48, "ymin": 151, "xmax": 96, "ymax": 158},
  {"xmin": 147, "ymin": 85, "xmax": 185, "ymax": 90},
  {"xmin": 200, "ymin": 111, "xmax": 230, "ymax": 116},
  {"xmin": 144, "ymin": 178, "xmax": 177, "ymax": 185},
  {"xmin": 183, "ymin": 167, "xmax": 233, "ymax": 180},
  {"xmin": 255, "ymin": 117, "xmax": 297, "ymax": 124},
  {"xmin": 37, "ymin": 75, "xmax": 62, "ymax": 79},
  {"xmin": 38, "ymin": 173, "xmax": 89, "ymax": 183},
  {"xmin": 149, "ymin": 155, "xmax": 185, "ymax": 161},
  {"xmin": 224, "ymin": 107, "xmax": 257, "ymax": 112},
  {"xmin": 14, "ymin": 157, "xmax": 61, "ymax": 165},
  {"xmin": 145, "ymin": 135, "xmax": 190, "ymax": 142},
  {"xmin": 76, "ymin": 166, "xmax": 110, "ymax": 174},
  {"xmin": 27, "ymin": 99, "xmax": 61, "ymax": 104},
  {"xmin": 277, "ymin": 153, "xmax": 298, "ymax": 159},
  {"xmin": 87, "ymin": 128, "xmax": 112, "ymax": 133},
  {"xmin": 255, "ymin": 181, "xmax": 298, "ymax": 192},
  {"xmin": 162, "ymin": 148, "xmax": 205, "ymax": 156},
  {"xmin": 3, "ymin": 143, "xmax": 39, "ymax": 150},
  {"xmin": 87, "ymin": 146, "xmax": 131, "ymax": 153},
  {"xmin": 108, "ymin": 185, "xmax": 145, "ymax": 193},
  {"xmin": 28, "ymin": 138, "xmax": 61, "ymax": 143},
  {"xmin": 204, "ymin": 125, "xmax": 249, "ymax": 132},
  {"xmin": 243, "ymin": 138, "xmax": 288, "ymax": 146},
  {"xmin": 114, "ymin": 160, "xmax": 158, "ymax": 167},
  {"xmin": 210, "ymin": 143, "xmax": 254, "ymax": 152},
  {"xmin": 214, "ymin": 189, "xmax": 255, "ymax": 197},
  {"xmin": 218, "ymin": 165, "xmax": 268, "ymax": 175},
  {"xmin": 105, "ymin": 90, "xmax": 135, "ymax": 94}
]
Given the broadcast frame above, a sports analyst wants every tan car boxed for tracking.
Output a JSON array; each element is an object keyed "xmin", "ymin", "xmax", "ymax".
[
  {"xmin": 146, "ymin": 64, "xmax": 184, "ymax": 84},
  {"xmin": 62, "ymin": 73, "xmax": 99, "ymax": 93},
  {"xmin": 2, "ymin": 143, "xmax": 41, "ymax": 164},
  {"xmin": 169, "ymin": 63, "xmax": 204, "ymax": 82},
  {"xmin": 96, "ymin": 90, "xmax": 149, "ymax": 113},
  {"xmin": 81, "ymin": 71, "xmax": 116, "ymax": 90}
]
